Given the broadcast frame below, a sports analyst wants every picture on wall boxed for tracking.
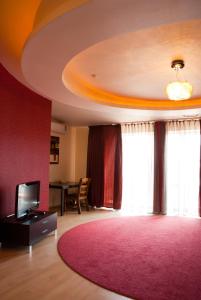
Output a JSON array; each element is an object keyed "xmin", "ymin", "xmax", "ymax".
[{"xmin": 50, "ymin": 136, "xmax": 60, "ymax": 164}]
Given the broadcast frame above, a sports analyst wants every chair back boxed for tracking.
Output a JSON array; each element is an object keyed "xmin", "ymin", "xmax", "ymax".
[{"xmin": 78, "ymin": 177, "xmax": 91, "ymax": 202}]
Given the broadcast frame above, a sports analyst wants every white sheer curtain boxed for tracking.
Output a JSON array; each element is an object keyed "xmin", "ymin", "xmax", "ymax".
[
  {"xmin": 121, "ymin": 123, "xmax": 154, "ymax": 215},
  {"xmin": 165, "ymin": 120, "xmax": 200, "ymax": 217}
]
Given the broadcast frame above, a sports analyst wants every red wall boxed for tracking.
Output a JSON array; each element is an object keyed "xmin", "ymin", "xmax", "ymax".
[{"xmin": 0, "ymin": 64, "xmax": 51, "ymax": 217}]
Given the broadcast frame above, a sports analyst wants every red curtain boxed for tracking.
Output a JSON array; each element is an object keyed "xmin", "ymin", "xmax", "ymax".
[
  {"xmin": 153, "ymin": 121, "xmax": 166, "ymax": 214},
  {"xmin": 87, "ymin": 125, "xmax": 122, "ymax": 209}
]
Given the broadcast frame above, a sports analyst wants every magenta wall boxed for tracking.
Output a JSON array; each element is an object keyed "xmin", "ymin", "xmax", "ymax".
[{"xmin": 0, "ymin": 65, "xmax": 51, "ymax": 217}]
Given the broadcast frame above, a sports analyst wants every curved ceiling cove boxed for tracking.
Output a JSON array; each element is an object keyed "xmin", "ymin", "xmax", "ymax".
[
  {"xmin": 0, "ymin": 0, "xmax": 88, "ymax": 82},
  {"xmin": 63, "ymin": 20, "xmax": 201, "ymax": 110},
  {"xmin": 32, "ymin": 0, "xmax": 89, "ymax": 37},
  {"xmin": 0, "ymin": 0, "xmax": 41, "ymax": 79},
  {"xmin": 2, "ymin": 0, "xmax": 201, "ymax": 124}
]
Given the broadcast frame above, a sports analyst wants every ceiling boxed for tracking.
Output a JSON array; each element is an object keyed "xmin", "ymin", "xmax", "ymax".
[{"xmin": 1, "ymin": 0, "xmax": 201, "ymax": 125}]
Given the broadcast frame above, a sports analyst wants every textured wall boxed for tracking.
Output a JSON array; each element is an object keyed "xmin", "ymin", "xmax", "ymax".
[{"xmin": 0, "ymin": 65, "xmax": 51, "ymax": 217}]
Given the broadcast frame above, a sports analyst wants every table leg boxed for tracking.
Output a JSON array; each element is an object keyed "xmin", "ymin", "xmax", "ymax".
[{"xmin": 61, "ymin": 188, "xmax": 65, "ymax": 216}]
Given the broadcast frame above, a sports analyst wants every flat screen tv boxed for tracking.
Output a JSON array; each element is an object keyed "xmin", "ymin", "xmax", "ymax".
[{"xmin": 15, "ymin": 181, "xmax": 40, "ymax": 218}]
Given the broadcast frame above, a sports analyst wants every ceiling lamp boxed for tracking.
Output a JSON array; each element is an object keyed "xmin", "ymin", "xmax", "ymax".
[{"xmin": 166, "ymin": 60, "xmax": 193, "ymax": 101}]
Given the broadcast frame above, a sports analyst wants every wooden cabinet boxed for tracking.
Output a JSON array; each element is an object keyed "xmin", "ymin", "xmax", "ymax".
[{"xmin": 0, "ymin": 211, "xmax": 57, "ymax": 247}]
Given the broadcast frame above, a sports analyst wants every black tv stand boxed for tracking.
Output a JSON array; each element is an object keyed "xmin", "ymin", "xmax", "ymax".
[
  {"xmin": 0, "ymin": 211, "xmax": 57, "ymax": 251},
  {"xmin": 24, "ymin": 210, "xmax": 47, "ymax": 219}
]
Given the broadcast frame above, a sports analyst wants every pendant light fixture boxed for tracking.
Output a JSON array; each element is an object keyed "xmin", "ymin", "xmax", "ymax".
[{"xmin": 166, "ymin": 60, "xmax": 193, "ymax": 101}]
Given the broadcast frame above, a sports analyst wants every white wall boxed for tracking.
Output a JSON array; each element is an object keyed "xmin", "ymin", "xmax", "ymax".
[{"xmin": 49, "ymin": 126, "xmax": 89, "ymax": 207}]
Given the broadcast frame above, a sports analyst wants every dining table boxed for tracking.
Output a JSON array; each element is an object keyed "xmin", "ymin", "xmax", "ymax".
[{"xmin": 49, "ymin": 181, "xmax": 79, "ymax": 216}]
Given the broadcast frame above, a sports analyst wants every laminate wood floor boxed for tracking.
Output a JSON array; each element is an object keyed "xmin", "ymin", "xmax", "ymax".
[{"xmin": 0, "ymin": 209, "xmax": 130, "ymax": 300}]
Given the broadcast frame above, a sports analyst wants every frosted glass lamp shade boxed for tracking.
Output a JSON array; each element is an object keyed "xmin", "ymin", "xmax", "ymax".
[{"xmin": 166, "ymin": 81, "xmax": 193, "ymax": 101}]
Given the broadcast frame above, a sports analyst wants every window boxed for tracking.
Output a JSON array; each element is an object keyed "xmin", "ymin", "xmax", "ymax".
[
  {"xmin": 165, "ymin": 120, "xmax": 200, "ymax": 217},
  {"xmin": 121, "ymin": 123, "xmax": 154, "ymax": 215}
]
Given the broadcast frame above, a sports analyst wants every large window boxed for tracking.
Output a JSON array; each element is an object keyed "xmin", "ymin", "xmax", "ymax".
[
  {"xmin": 121, "ymin": 123, "xmax": 154, "ymax": 215},
  {"xmin": 165, "ymin": 120, "xmax": 200, "ymax": 217}
]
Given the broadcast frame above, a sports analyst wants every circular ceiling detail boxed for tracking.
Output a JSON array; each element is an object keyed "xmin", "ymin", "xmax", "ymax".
[{"xmin": 62, "ymin": 20, "xmax": 201, "ymax": 110}]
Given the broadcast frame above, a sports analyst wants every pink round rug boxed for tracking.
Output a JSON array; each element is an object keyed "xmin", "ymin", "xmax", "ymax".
[{"xmin": 58, "ymin": 216, "xmax": 201, "ymax": 300}]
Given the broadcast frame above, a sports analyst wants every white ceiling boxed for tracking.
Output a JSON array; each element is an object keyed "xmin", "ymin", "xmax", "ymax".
[{"xmin": 7, "ymin": 0, "xmax": 201, "ymax": 124}]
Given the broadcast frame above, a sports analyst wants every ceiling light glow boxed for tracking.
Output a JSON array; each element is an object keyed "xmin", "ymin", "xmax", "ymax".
[{"xmin": 166, "ymin": 60, "xmax": 192, "ymax": 101}]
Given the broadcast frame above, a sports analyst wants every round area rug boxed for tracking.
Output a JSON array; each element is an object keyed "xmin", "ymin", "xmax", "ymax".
[{"xmin": 57, "ymin": 216, "xmax": 201, "ymax": 300}]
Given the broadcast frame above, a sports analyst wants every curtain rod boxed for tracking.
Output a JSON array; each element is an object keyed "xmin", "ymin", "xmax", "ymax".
[{"xmin": 121, "ymin": 118, "xmax": 201, "ymax": 125}]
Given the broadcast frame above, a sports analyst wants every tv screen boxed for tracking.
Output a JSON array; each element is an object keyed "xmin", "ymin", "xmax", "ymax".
[{"xmin": 15, "ymin": 181, "xmax": 40, "ymax": 218}]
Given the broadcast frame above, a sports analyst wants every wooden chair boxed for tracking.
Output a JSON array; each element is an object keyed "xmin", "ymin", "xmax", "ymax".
[{"xmin": 68, "ymin": 177, "xmax": 91, "ymax": 214}]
